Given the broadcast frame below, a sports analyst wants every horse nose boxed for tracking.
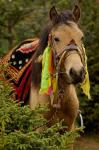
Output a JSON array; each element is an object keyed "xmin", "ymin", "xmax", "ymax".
[{"xmin": 70, "ymin": 67, "xmax": 85, "ymax": 83}]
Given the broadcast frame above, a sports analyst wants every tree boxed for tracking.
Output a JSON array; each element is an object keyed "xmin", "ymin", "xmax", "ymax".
[{"xmin": 0, "ymin": 0, "xmax": 72, "ymax": 52}]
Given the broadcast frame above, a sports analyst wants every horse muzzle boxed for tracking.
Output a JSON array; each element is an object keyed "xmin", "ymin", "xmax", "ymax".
[{"xmin": 69, "ymin": 67, "xmax": 86, "ymax": 84}]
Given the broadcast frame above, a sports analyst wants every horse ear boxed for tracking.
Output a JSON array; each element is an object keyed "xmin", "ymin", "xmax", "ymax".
[
  {"xmin": 50, "ymin": 6, "xmax": 58, "ymax": 23},
  {"xmin": 73, "ymin": 5, "xmax": 80, "ymax": 22}
]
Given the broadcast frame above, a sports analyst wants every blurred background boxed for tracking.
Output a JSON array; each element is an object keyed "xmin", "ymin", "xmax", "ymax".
[{"xmin": 0, "ymin": 0, "xmax": 99, "ymax": 149}]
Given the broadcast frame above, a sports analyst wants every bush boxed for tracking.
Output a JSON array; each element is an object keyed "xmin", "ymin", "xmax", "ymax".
[{"xmin": 0, "ymin": 72, "xmax": 81, "ymax": 150}]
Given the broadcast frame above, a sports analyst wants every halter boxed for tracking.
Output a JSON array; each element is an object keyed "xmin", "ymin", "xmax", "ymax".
[{"xmin": 49, "ymin": 34, "xmax": 86, "ymax": 77}]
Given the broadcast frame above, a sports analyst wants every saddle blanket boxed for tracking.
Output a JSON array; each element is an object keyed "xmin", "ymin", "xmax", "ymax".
[{"xmin": 0, "ymin": 38, "xmax": 39, "ymax": 103}]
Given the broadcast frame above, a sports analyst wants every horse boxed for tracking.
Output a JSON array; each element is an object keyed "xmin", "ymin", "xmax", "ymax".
[{"xmin": 29, "ymin": 5, "xmax": 86, "ymax": 131}]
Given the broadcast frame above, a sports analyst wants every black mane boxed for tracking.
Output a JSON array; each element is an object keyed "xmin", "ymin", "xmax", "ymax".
[{"xmin": 31, "ymin": 9, "xmax": 75, "ymax": 87}]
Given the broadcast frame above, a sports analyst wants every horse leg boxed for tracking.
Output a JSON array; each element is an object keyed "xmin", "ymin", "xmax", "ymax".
[
  {"xmin": 65, "ymin": 85, "xmax": 79, "ymax": 150},
  {"xmin": 29, "ymin": 84, "xmax": 51, "ymax": 132},
  {"xmin": 29, "ymin": 84, "xmax": 38, "ymax": 109},
  {"xmin": 62, "ymin": 84, "xmax": 79, "ymax": 130},
  {"xmin": 58, "ymin": 85, "xmax": 79, "ymax": 150}
]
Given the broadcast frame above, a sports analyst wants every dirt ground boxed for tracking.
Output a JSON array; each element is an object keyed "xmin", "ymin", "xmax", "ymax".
[{"xmin": 74, "ymin": 135, "xmax": 99, "ymax": 150}]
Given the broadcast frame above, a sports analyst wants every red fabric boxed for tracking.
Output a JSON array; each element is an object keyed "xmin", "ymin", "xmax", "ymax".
[
  {"xmin": 13, "ymin": 64, "xmax": 32, "ymax": 102},
  {"xmin": 49, "ymin": 50, "xmax": 55, "ymax": 73}
]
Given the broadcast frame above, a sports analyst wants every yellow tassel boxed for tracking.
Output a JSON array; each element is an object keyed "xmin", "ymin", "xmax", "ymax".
[{"xmin": 80, "ymin": 46, "xmax": 91, "ymax": 99}]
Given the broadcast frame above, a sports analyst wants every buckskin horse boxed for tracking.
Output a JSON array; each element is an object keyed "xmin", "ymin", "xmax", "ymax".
[
  {"xmin": 29, "ymin": 5, "xmax": 86, "ymax": 131},
  {"xmin": 0, "ymin": 6, "xmax": 89, "ymax": 133}
]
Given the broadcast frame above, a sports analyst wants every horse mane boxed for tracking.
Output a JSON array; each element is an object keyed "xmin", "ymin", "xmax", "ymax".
[
  {"xmin": 31, "ymin": 23, "xmax": 52, "ymax": 87},
  {"xmin": 31, "ymin": 9, "xmax": 75, "ymax": 87}
]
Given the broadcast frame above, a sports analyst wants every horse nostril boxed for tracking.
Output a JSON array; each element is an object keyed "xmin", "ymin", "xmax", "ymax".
[
  {"xmin": 80, "ymin": 67, "xmax": 85, "ymax": 77},
  {"xmin": 69, "ymin": 67, "xmax": 85, "ymax": 84},
  {"xmin": 70, "ymin": 68, "xmax": 74, "ymax": 76},
  {"xmin": 70, "ymin": 68, "xmax": 76, "ymax": 77}
]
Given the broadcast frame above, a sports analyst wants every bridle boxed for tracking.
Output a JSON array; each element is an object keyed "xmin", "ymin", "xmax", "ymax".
[
  {"xmin": 48, "ymin": 34, "xmax": 86, "ymax": 108},
  {"xmin": 49, "ymin": 34, "xmax": 86, "ymax": 78}
]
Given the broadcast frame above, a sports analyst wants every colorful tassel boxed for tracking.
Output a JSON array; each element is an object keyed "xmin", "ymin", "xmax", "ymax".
[{"xmin": 39, "ymin": 45, "xmax": 57, "ymax": 95}]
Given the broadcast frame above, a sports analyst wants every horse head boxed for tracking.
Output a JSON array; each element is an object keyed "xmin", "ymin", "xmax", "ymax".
[{"xmin": 49, "ymin": 6, "xmax": 86, "ymax": 85}]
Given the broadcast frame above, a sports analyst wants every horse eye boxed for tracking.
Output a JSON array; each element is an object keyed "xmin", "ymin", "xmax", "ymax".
[{"xmin": 54, "ymin": 37, "xmax": 60, "ymax": 42}]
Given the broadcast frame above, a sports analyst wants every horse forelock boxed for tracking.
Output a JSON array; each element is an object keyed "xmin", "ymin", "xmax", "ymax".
[
  {"xmin": 39, "ymin": 10, "xmax": 75, "ymax": 51},
  {"xmin": 53, "ymin": 10, "xmax": 75, "ymax": 25}
]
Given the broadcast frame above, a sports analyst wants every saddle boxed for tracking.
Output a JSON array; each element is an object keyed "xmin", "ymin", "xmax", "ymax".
[{"xmin": 0, "ymin": 38, "xmax": 39, "ymax": 103}]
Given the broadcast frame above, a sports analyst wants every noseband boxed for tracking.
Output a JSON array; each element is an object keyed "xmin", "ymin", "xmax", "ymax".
[{"xmin": 50, "ymin": 36, "xmax": 85, "ymax": 74}]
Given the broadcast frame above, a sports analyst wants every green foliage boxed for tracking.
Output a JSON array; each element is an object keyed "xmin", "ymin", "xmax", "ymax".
[{"xmin": 0, "ymin": 77, "xmax": 80, "ymax": 150}]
